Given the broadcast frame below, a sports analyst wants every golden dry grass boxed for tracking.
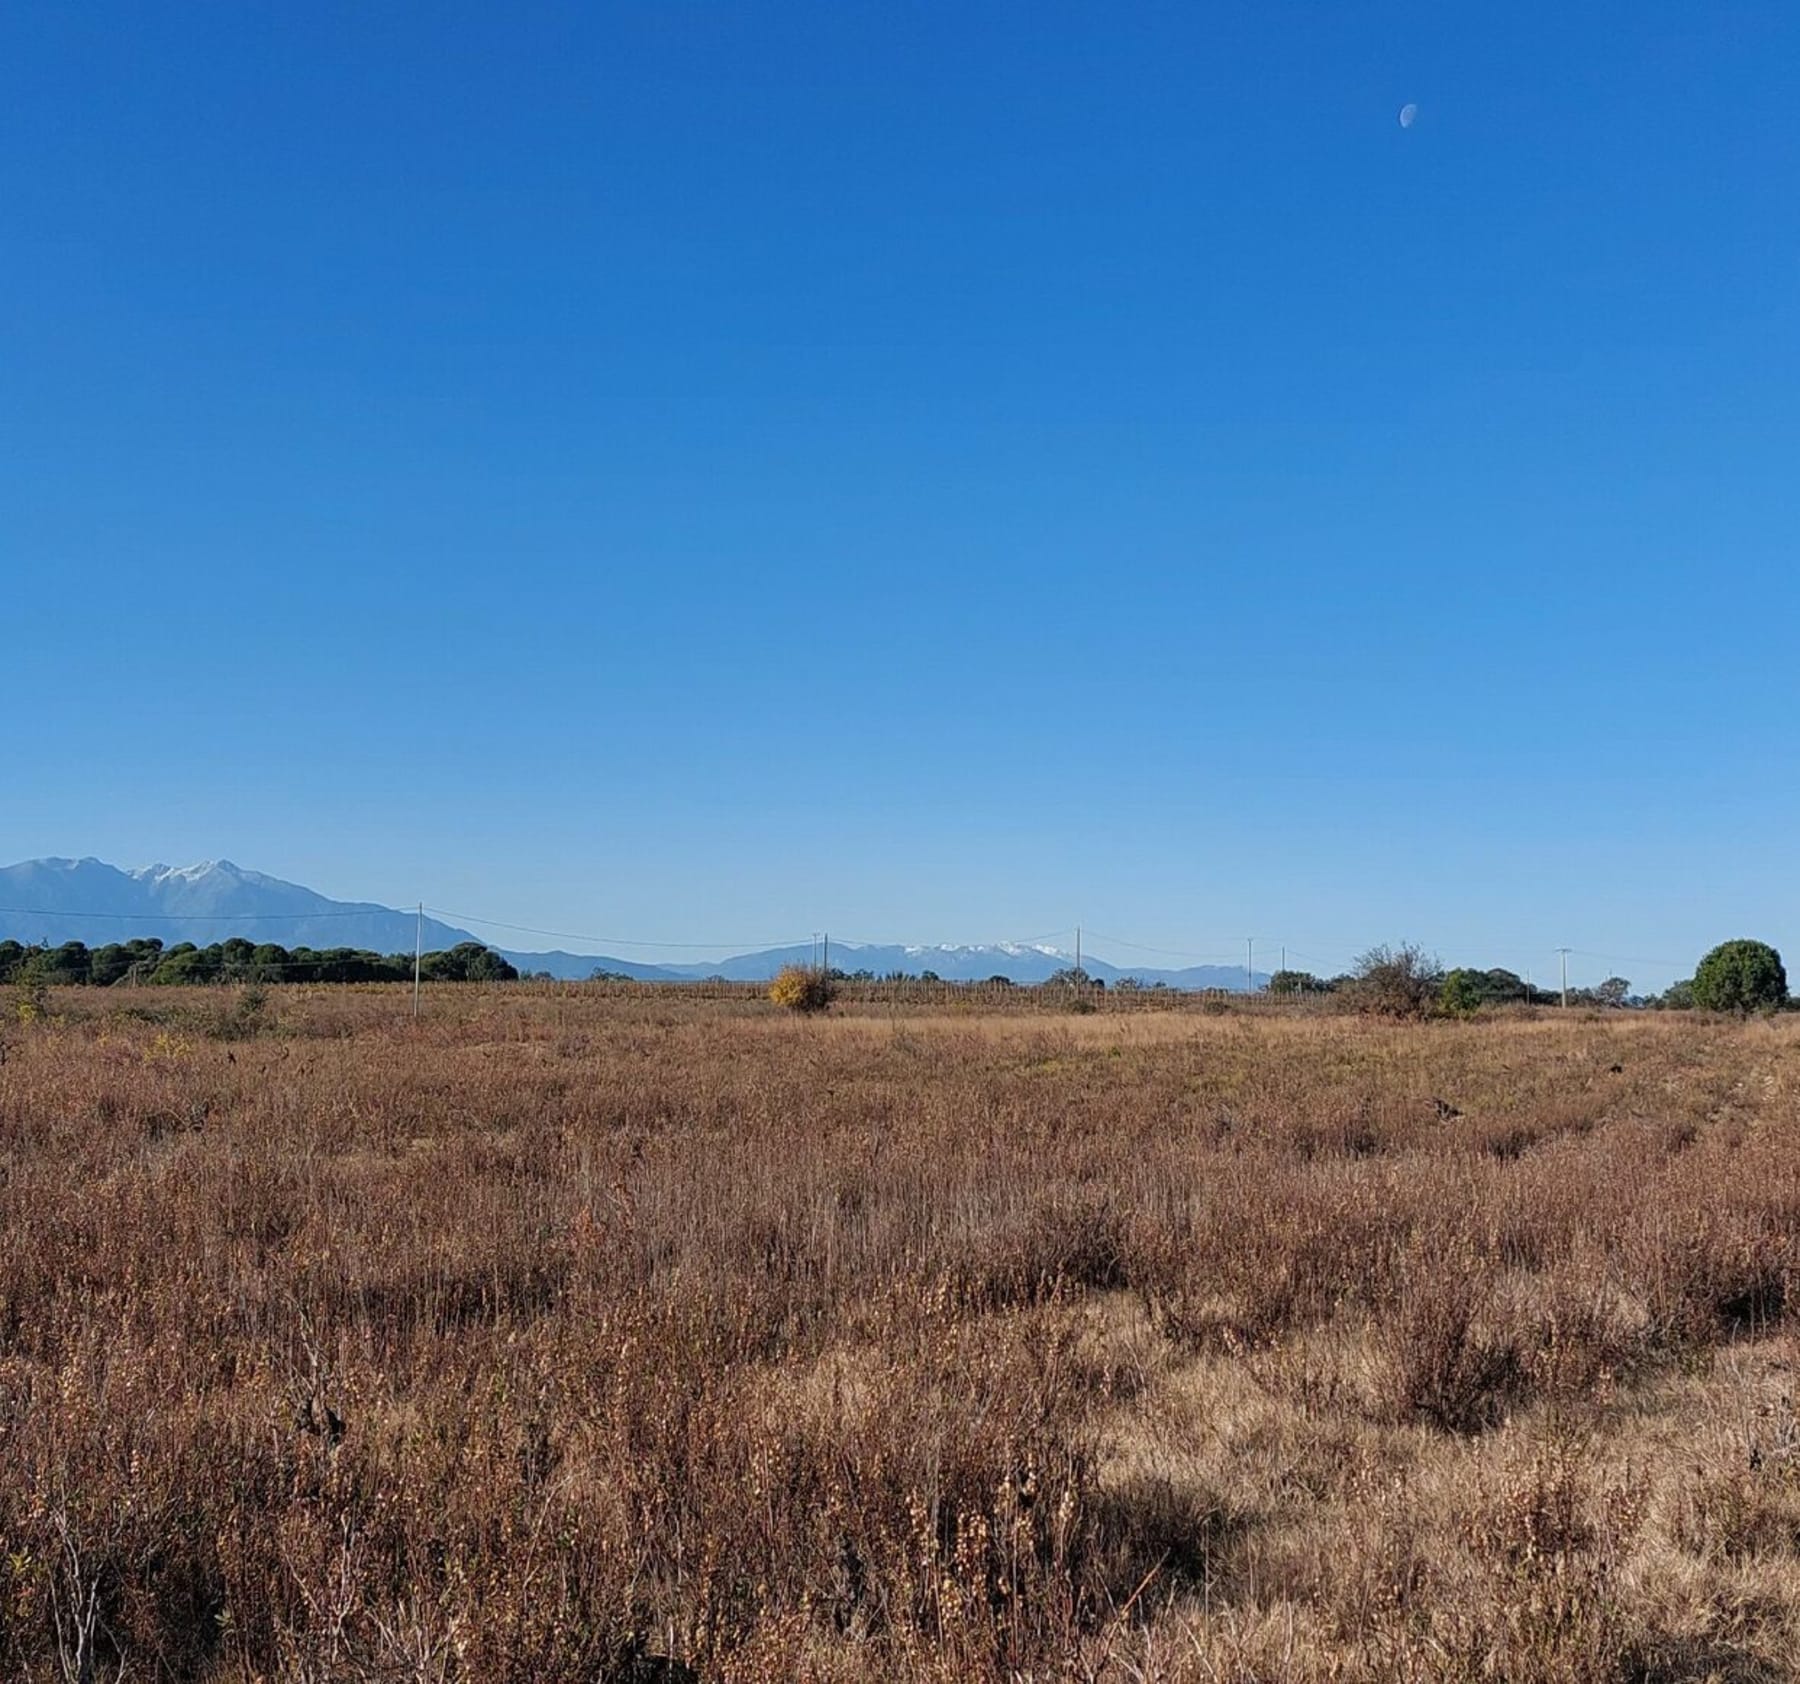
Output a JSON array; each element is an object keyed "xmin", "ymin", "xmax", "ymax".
[{"xmin": 2, "ymin": 987, "xmax": 1799, "ymax": 1680}]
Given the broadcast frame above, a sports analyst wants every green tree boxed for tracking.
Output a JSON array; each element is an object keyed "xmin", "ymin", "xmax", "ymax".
[
  {"xmin": 420, "ymin": 943, "xmax": 519, "ymax": 983},
  {"xmin": 42, "ymin": 942, "xmax": 92, "ymax": 985},
  {"xmin": 1438, "ymin": 968, "xmax": 1487, "ymax": 1015},
  {"xmin": 150, "ymin": 943, "xmax": 209, "ymax": 984},
  {"xmin": 1691, "ymin": 940, "xmax": 1787, "ymax": 1014},
  {"xmin": 1479, "ymin": 968, "xmax": 1529, "ymax": 1004},
  {"xmin": 9, "ymin": 945, "xmax": 51, "ymax": 1021},
  {"xmin": 1267, "ymin": 969, "xmax": 1327, "ymax": 995}
]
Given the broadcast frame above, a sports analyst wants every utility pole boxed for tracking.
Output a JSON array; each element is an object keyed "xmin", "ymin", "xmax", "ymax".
[
  {"xmin": 413, "ymin": 903, "xmax": 423, "ymax": 1020},
  {"xmin": 1557, "ymin": 947, "xmax": 1570, "ymax": 1008},
  {"xmin": 822, "ymin": 931, "xmax": 828, "ymax": 975},
  {"xmin": 1246, "ymin": 937, "xmax": 1254, "ymax": 993},
  {"xmin": 1280, "ymin": 945, "xmax": 1286, "ymax": 978}
]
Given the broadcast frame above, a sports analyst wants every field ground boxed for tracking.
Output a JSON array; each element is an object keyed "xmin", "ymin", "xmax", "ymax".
[{"xmin": 3, "ymin": 987, "xmax": 1800, "ymax": 1681}]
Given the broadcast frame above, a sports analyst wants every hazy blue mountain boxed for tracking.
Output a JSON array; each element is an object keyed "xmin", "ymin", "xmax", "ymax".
[
  {"xmin": 0, "ymin": 859, "xmax": 1265, "ymax": 989},
  {"xmin": 656, "ymin": 941, "xmax": 1262, "ymax": 990},
  {"xmin": 502, "ymin": 950, "xmax": 683, "ymax": 982},
  {"xmin": 0, "ymin": 857, "xmax": 479, "ymax": 951}
]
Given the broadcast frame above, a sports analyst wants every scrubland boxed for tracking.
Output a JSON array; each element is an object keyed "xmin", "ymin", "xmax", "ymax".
[{"xmin": 3, "ymin": 987, "xmax": 1799, "ymax": 1681}]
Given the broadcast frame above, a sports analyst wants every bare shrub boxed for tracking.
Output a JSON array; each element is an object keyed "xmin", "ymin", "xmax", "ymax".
[
  {"xmin": 209, "ymin": 983, "xmax": 272, "ymax": 1042},
  {"xmin": 1086, "ymin": 1472, "xmax": 1243, "ymax": 1613},
  {"xmin": 1676, "ymin": 1464, "xmax": 1800, "ymax": 1563},
  {"xmin": 1383, "ymin": 1249, "xmax": 1528, "ymax": 1433},
  {"xmin": 2, "ymin": 989, "xmax": 1799, "ymax": 1678},
  {"xmin": 1445, "ymin": 1433, "xmax": 1650, "ymax": 1679},
  {"xmin": 1350, "ymin": 942, "xmax": 1444, "ymax": 1019},
  {"xmin": 1627, "ymin": 1210, "xmax": 1797, "ymax": 1346}
]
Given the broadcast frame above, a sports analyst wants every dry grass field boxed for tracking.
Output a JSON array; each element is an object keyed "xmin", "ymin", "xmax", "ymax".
[{"xmin": 3, "ymin": 986, "xmax": 1800, "ymax": 1682}]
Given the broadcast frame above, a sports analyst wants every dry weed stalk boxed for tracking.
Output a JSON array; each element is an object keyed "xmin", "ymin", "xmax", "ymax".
[{"xmin": 0, "ymin": 990, "xmax": 1797, "ymax": 1678}]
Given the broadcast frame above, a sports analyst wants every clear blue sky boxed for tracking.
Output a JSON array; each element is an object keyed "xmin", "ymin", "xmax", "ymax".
[{"xmin": 6, "ymin": 2, "xmax": 1797, "ymax": 985}]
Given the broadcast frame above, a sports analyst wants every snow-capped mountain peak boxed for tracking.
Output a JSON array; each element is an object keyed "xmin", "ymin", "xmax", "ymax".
[
  {"xmin": 0, "ymin": 856, "xmax": 1267, "ymax": 991},
  {"xmin": 127, "ymin": 860, "xmax": 261, "ymax": 887},
  {"xmin": 132, "ymin": 861, "xmax": 219, "ymax": 884},
  {"xmin": 894, "ymin": 941, "xmax": 1073, "ymax": 961}
]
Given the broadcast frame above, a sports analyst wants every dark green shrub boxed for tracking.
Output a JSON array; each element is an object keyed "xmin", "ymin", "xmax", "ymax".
[
  {"xmin": 1691, "ymin": 940, "xmax": 1787, "ymax": 1015},
  {"xmin": 1438, "ymin": 969, "xmax": 1487, "ymax": 1016},
  {"xmin": 1268, "ymin": 969, "xmax": 1329, "ymax": 995}
]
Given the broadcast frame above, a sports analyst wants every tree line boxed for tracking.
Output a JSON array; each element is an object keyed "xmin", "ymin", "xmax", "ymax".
[
  {"xmin": 0, "ymin": 937, "xmax": 519, "ymax": 987},
  {"xmin": 1267, "ymin": 938, "xmax": 1788, "ymax": 1016},
  {"xmin": 5, "ymin": 933, "xmax": 1786, "ymax": 1012}
]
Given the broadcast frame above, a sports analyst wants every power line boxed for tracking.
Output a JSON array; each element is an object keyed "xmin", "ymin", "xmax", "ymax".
[
  {"xmin": 0, "ymin": 904, "xmax": 384, "ymax": 923},
  {"xmin": 1563, "ymin": 947, "xmax": 1687, "ymax": 970},
  {"xmin": 0, "ymin": 901, "xmax": 814, "ymax": 958},
  {"xmin": 815, "ymin": 928, "xmax": 1077, "ymax": 953},
  {"xmin": 0, "ymin": 898, "xmax": 1707, "ymax": 981},
  {"xmin": 1279, "ymin": 947, "xmax": 1363, "ymax": 970},
  {"xmin": 422, "ymin": 907, "xmax": 813, "ymax": 952},
  {"xmin": 13, "ymin": 957, "xmax": 509, "ymax": 976},
  {"xmin": 1079, "ymin": 928, "xmax": 1253, "ymax": 964}
]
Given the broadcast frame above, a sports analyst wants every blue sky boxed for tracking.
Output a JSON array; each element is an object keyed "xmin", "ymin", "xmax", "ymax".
[{"xmin": 5, "ymin": 2, "xmax": 1797, "ymax": 986}]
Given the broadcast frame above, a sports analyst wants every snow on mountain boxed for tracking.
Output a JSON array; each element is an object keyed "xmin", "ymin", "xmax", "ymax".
[
  {"xmin": 0, "ymin": 857, "xmax": 470, "ymax": 954},
  {"xmin": 655, "ymin": 939, "xmax": 1261, "ymax": 989},
  {"xmin": 0, "ymin": 858, "xmax": 1266, "ymax": 989}
]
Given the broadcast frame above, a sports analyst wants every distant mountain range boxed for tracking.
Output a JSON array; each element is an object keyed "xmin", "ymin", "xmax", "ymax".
[{"xmin": 0, "ymin": 858, "xmax": 1265, "ymax": 989}]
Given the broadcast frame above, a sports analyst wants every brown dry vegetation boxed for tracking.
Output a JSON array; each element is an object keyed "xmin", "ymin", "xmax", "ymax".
[{"xmin": 3, "ymin": 987, "xmax": 1800, "ymax": 1681}]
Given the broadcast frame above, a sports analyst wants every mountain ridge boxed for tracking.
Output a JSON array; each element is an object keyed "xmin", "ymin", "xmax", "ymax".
[{"xmin": 0, "ymin": 858, "xmax": 1265, "ymax": 989}]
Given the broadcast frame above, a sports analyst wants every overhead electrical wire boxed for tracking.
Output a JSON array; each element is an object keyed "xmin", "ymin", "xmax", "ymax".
[
  {"xmin": 0, "ymin": 903, "xmax": 1705, "ymax": 978},
  {"xmin": 423, "ymin": 907, "xmax": 814, "ymax": 952},
  {"xmin": 0, "ymin": 904, "xmax": 381, "ymax": 922},
  {"xmin": 1080, "ymin": 928, "xmax": 1250, "ymax": 964}
]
